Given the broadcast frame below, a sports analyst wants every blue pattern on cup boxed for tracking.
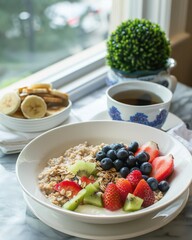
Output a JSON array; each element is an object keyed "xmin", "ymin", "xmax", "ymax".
[{"xmin": 109, "ymin": 106, "xmax": 168, "ymax": 128}]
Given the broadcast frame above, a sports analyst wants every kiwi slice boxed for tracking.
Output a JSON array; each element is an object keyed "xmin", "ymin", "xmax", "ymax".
[
  {"xmin": 84, "ymin": 191, "xmax": 103, "ymax": 207},
  {"xmin": 68, "ymin": 160, "xmax": 96, "ymax": 177},
  {"xmin": 83, "ymin": 183, "xmax": 103, "ymax": 207},
  {"xmin": 62, "ymin": 189, "xmax": 86, "ymax": 211},
  {"xmin": 123, "ymin": 193, "xmax": 143, "ymax": 212}
]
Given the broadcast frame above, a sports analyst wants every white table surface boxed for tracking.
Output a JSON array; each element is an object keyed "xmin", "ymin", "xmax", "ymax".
[{"xmin": 0, "ymin": 82, "xmax": 192, "ymax": 240}]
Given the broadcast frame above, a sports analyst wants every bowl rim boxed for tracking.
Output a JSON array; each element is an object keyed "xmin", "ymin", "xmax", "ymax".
[{"xmin": 16, "ymin": 121, "xmax": 192, "ymax": 222}]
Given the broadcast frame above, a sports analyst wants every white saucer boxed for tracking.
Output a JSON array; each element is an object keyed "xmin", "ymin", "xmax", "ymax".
[
  {"xmin": 24, "ymin": 189, "xmax": 189, "ymax": 240},
  {"xmin": 90, "ymin": 111, "xmax": 183, "ymax": 131}
]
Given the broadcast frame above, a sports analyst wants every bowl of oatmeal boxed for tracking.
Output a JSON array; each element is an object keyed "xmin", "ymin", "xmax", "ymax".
[{"xmin": 16, "ymin": 121, "xmax": 192, "ymax": 224}]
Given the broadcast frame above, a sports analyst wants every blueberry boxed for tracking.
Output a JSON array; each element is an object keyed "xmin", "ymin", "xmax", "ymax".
[
  {"xmin": 147, "ymin": 177, "xmax": 158, "ymax": 191},
  {"xmin": 112, "ymin": 143, "xmax": 125, "ymax": 151},
  {"xmin": 140, "ymin": 162, "xmax": 152, "ymax": 175},
  {"xmin": 100, "ymin": 158, "xmax": 113, "ymax": 170},
  {"xmin": 128, "ymin": 141, "xmax": 139, "ymax": 153},
  {"xmin": 102, "ymin": 145, "xmax": 111, "ymax": 153},
  {"xmin": 130, "ymin": 167, "xmax": 140, "ymax": 172},
  {"xmin": 136, "ymin": 151, "xmax": 150, "ymax": 164},
  {"xmin": 142, "ymin": 175, "xmax": 149, "ymax": 181},
  {"xmin": 96, "ymin": 151, "xmax": 106, "ymax": 161},
  {"xmin": 116, "ymin": 149, "xmax": 128, "ymax": 161},
  {"xmin": 113, "ymin": 159, "xmax": 124, "ymax": 171},
  {"xmin": 119, "ymin": 167, "xmax": 130, "ymax": 178},
  {"xmin": 126, "ymin": 155, "xmax": 137, "ymax": 168},
  {"xmin": 127, "ymin": 150, "xmax": 134, "ymax": 156},
  {"xmin": 106, "ymin": 149, "xmax": 117, "ymax": 161},
  {"xmin": 158, "ymin": 180, "xmax": 170, "ymax": 192}
]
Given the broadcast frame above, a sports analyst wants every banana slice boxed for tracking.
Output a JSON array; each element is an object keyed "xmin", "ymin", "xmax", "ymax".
[
  {"xmin": 21, "ymin": 95, "xmax": 47, "ymax": 119},
  {"xmin": 50, "ymin": 89, "xmax": 68, "ymax": 100},
  {"xmin": 30, "ymin": 83, "xmax": 52, "ymax": 90},
  {"xmin": 0, "ymin": 91, "xmax": 21, "ymax": 115}
]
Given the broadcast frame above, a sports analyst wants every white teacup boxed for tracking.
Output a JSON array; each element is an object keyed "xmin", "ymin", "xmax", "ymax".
[
  {"xmin": 106, "ymin": 58, "xmax": 177, "ymax": 93},
  {"xmin": 106, "ymin": 81, "xmax": 173, "ymax": 129}
]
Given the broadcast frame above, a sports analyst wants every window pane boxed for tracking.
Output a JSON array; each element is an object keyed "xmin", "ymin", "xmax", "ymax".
[{"xmin": 0, "ymin": 0, "xmax": 112, "ymax": 89}]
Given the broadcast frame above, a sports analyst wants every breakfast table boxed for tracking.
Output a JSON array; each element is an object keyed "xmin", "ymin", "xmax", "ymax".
[{"xmin": 0, "ymin": 81, "xmax": 192, "ymax": 240}]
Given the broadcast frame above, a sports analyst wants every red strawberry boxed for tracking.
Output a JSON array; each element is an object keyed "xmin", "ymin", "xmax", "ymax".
[
  {"xmin": 80, "ymin": 176, "xmax": 95, "ymax": 186},
  {"xmin": 135, "ymin": 141, "xmax": 160, "ymax": 163},
  {"xmin": 133, "ymin": 179, "xmax": 155, "ymax": 207},
  {"xmin": 126, "ymin": 170, "xmax": 142, "ymax": 190},
  {"xmin": 150, "ymin": 154, "xmax": 174, "ymax": 182},
  {"xmin": 103, "ymin": 183, "xmax": 123, "ymax": 211},
  {"xmin": 54, "ymin": 180, "xmax": 82, "ymax": 199},
  {"xmin": 116, "ymin": 178, "xmax": 133, "ymax": 203}
]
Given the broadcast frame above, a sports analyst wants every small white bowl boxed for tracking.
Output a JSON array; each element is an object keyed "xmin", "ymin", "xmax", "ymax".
[
  {"xmin": 16, "ymin": 121, "xmax": 192, "ymax": 224},
  {"xmin": 0, "ymin": 100, "xmax": 72, "ymax": 132}
]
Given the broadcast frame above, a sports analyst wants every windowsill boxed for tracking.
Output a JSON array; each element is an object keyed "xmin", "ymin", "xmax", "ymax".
[{"xmin": 0, "ymin": 41, "xmax": 107, "ymax": 97}]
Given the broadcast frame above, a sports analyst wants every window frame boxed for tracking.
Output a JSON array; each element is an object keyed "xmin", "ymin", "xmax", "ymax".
[{"xmin": 1, "ymin": 0, "xmax": 189, "ymax": 100}]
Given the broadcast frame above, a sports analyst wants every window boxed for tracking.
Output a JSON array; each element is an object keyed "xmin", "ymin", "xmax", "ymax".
[
  {"xmin": 0, "ymin": 0, "xmax": 189, "ymax": 99},
  {"xmin": 0, "ymin": 0, "xmax": 112, "ymax": 89}
]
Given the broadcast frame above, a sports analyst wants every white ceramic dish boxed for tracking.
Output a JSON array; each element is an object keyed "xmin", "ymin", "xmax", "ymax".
[
  {"xmin": 16, "ymin": 121, "xmax": 192, "ymax": 224},
  {"xmin": 91, "ymin": 111, "xmax": 183, "ymax": 131},
  {"xmin": 0, "ymin": 100, "xmax": 72, "ymax": 132},
  {"xmin": 24, "ymin": 189, "xmax": 189, "ymax": 240}
]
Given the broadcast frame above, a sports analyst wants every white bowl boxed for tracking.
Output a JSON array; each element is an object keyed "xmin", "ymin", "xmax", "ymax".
[
  {"xmin": 16, "ymin": 121, "xmax": 192, "ymax": 224},
  {"xmin": 0, "ymin": 100, "xmax": 72, "ymax": 132}
]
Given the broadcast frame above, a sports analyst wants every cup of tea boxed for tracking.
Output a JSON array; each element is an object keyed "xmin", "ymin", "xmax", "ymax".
[{"xmin": 106, "ymin": 81, "xmax": 173, "ymax": 129}]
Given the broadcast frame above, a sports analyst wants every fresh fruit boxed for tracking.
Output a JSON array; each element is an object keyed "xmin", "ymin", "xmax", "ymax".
[
  {"xmin": 126, "ymin": 170, "xmax": 142, "ymax": 190},
  {"xmin": 119, "ymin": 167, "xmax": 130, "ymax": 178},
  {"xmin": 50, "ymin": 89, "xmax": 68, "ymax": 100},
  {"xmin": 150, "ymin": 154, "xmax": 174, "ymax": 182},
  {"xmin": 133, "ymin": 179, "xmax": 155, "ymax": 207},
  {"xmin": 128, "ymin": 141, "xmax": 139, "ymax": 153},
  {"xmin": 68, "ymin": 160, "xmax": 96, "ymax": 177},
  {"xmin": 113, "ymin": 159, "xmax": 124, "ymax": 171},
  {"xmin": 135, "ymin": 141, "xmax": 160, "ymax": 163},
  {"xmin": 123, "ymin": 193, "xmax": 143, "ymax": 211},
  {"xmin": 126, "ymin": 155, "xmax": 137, "ymax": 168},
  {"xmin": 21, "ymin": 95, "xmax": 47, "ymax": 119},
  {"xmin": 83, "ymin": 182, "xmax": 103, "ymax": 207},
  {"xmin": 100, "ymin": 158, "xmax": 113, "ymax": 170},
  {"xmin": 30, "ymin": 83, "xmax": 52, "ymax": 90},
  {"xmin": 116, "ymin": 178, "xmax": 133, "ymax": 203},
  {"xmin": 158, "ymin": 180, "xmax": 170, "ymax": 192},
  {"xmin": 106, "ymin": 149, "xmax": 117, "ymax": 161},
  {"xmin": 135, "ymin": 151, "xmax": 150, "ymax": 164},
  {"xmin": 147, "ymin": 177, "xmax": 159, "ymax": 191},
  {"xmin": 103, "ymin": 183, "xmax": 123, "ymax": 211},
  {"xmin": 0, "ymin": 91, "xmax": 21, "ymax": 115},
  {"xmin": 96, "ymin": 151, "xmax": 106, "ymax": 161},
  {"xmin": 62, "ymin": 189, "xmax": 86, "ymax": 211},
  {"xmin": 80, "ymin": 176, "xmax": 95, "ymax": 186},
  {"xmin": 116, "ymin": 149, "xmax": 129, "ymax": 161},
  {"xmin": 54, "ymin": 180, "xmax": 82, "ymax": 198},
  {"xmin": 140, "ymin": 162, "xmax": 152, "ymax": 175}
]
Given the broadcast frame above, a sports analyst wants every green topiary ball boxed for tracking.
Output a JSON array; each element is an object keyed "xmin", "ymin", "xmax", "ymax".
[{"xmin": 106, "ymin": 18, "xmax": 171, "ymax": 73}]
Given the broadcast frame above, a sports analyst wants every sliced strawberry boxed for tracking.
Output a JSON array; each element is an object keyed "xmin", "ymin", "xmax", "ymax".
[
  {"xmin": 103, "ymin": 182, "xmax": 123, "ymax": 211},
  {"xmin": 126, "ymin": 170, "xmax": 142, "ymax": 190},
  {"xmin": 54, "ymin": 180, "xmax": 82, "ymax": 199},
  {"xmin": 80, "ymin": 176, "xmax": 95, "ymax": 186},
  {"xmin": 135, "ymin": 141, "xmax": 160, "ymax": 163},
  {"xmin": 133, "ymin": 179, "xmax": 155, "ymax": 207},
  {"xmin": 116, "ymin": 178, "xmax": 133, "ymax": 203},
  {"xmin": 150, "ymin": 154, "xmax": 174, "ymax": 182}
]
